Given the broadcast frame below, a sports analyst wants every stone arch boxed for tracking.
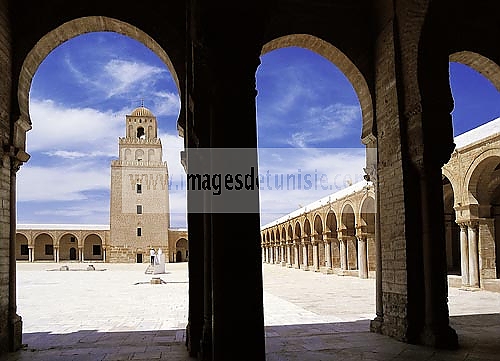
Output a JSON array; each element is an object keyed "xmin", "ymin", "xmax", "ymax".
[
  {"xmin": 450, "ymin": 51, "xmax": 500, "ymax": 94},
  {"xmin": 34, "ymin": 233, "xmax": 54, "ymax": 261},
  {"xmin": 15, "ymin": 233, "xmax": 29, "ymax": 261},
  {"xmin": 341, "ymin": 202, "xmax": 357, "ymax": 270},
  {"xmin": 464, "ymin": 150, "xmax": 500, "ymax": 209},
  {"xmin": 281, "ymin": 227, "xmax": 286, "ymax": 242},
  {"xmin": 359, "ymin": 196, "xmax": 375, "ymax": 235},
  {"xmin": 135, "ymin": 149, "xmax": 145, "ymax": 161},
  {"xmin": 261, "ymin": 34, "xmax": 374, "ymax": 140},
  {"xmin": 125, "ymin": 148, "xmax": 132, "ymax": 161},
  {"xmin": 84, "ymin": 234, "xmax": 103, "ymax": 261},
  {"xmin": 340, "ymin": 202, "xmax": 356, "ymax": 236},
  {"xmin": 148, "ymin": 149, "xmax": 155, "ymax": 162},
  {"xmin": 18, "ymin": 16, "xmax": 180, "ymax": 126},
  {"xmin": 175, "ymin": 238, "xmax": 188, "ymax": 262},
  {"xmin": 294, "ymin": 221, "xmax": 302, "ymax": 240},
  {"xmin": 59, "ymin": 233, "xmax": 79, "ymax": 261},
  {"xmin": 313, "ymin": 214, "xmax": 323, "ymax": 236}
]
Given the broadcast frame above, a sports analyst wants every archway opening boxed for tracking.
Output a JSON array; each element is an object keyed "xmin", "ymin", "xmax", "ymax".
[
  {"xmin": 257, "ymin": 35, "xmax": 375, "ymax": 337},
  {"xmin": 15, "ymin": 19, "xmax": 185, "ymax": 348}
]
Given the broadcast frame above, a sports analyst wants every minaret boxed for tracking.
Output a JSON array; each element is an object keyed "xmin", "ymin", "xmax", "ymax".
[{"xmin": 109, "ymin": 105, "xmax": 170, "ymax": 263}]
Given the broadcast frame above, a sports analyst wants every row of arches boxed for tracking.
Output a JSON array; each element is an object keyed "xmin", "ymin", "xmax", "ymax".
[
  {"xmin": 261, "ymin": 183, "xmax": 375, "ymax": 278},
  {"xmin": 442, "ymin": 131, "xmax": 500, "ymax": 288},
  {"xmin": 16, "ymin": 232, "xmax": 104, "ymax": 262}
]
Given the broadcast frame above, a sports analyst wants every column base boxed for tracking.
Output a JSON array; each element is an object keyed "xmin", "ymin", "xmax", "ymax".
[
  {"xmin": 293, "ymin": 264, "xmax": 300, "ymax": 269},
  {"xmin": 9, "ymin": 314, "xmax": 23, "ymax": 352},
  {"xmin": 459, "ymin": 286, "xmax": 481, "ymax": 292},
  {"xmin": 419, "ymin": 324, "xmax": 458, "ymax": 350},
  {"xmin": 286, "ymin": 263, "xmax": 293, "ymax": 268},
  {"xmin": 281, "ymin": 262, "xmax": 287, "ymax": 267},
  {"xmin": 301, "ymin": 266, "xmax": 310, "ymax": 271},
  {"xmin": 320, "ymin": 267, "xmax": 334, "ymax": 274},
  {"xmin": 370, "ymin": 315, "xmax": 384, "ymax": 334}
]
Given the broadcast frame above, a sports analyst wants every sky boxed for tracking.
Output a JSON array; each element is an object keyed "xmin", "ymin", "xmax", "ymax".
[{"xmin": 16, "ymin": 32, "xmax": 500, "ymax": 228}]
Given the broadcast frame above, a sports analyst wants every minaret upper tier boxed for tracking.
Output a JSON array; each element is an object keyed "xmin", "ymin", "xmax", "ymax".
[{"xmin": 113, "ymin": 106, "xmax": 166, "ymax": 167}]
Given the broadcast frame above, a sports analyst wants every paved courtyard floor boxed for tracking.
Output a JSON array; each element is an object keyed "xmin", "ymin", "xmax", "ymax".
[{"xmin": 3, "ymin": 262, "xmax": 500, "ymax": 360}]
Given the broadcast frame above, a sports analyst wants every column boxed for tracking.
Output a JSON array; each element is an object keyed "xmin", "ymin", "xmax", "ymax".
[
  {"xmin": 261, "ymin": 247, "xmax": 265, "ymax": 263},
  {"xmin": 287, "ymin": 242, "xmax": 292, "ymax": 267},
  {"xmin": 28, "ymin": 247, "xmax": 33, "ymax": 262},
  {"xmin": 79, "ymin": 247, "xmax": 83, "ymax": 262},
  {"xmin": 459, "ymin": 223, "xmax": 469, "ymax": 287},
  {"xmin": 312, "ymin": 238, "xmax": 319, "ymax": 271},
  {"xmin": 468, "ymin": 222, "xmax": 479, "ymax": 288},
  {"xmin": 324, "ymin": 238, "xmax": 332, "ymax": 269},
  {"xmin": 53, "ymin": 246, "xmax": 58, "ymax": 262},
  {"xmin": 358, "ymin": 236, "xmax": 368, "ymax": 279},
  {"xmin": 103, "ymin": 248, "xmax": 107, "ymax": 263},
  {"xmin": 339, "ymin": 238, "xmax": 347, "ymax": 271},
  {"xmin": 302, "ymin": 239, "xmax": 309, "ymax": 270},
  {"xmin": 294, "ymin": 241, "xmax": 300, "ymax": 268}
]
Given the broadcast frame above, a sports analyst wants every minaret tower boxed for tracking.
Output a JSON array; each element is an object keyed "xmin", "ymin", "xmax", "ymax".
[{"xmin": 109, "ymin": 105, "xmax": 170, "ymax": 263}]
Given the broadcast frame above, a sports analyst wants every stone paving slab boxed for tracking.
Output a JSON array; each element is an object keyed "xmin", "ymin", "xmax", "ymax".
[{"xmin": 2, "ymin": 262, "xmax": 500, "ymax": 360}]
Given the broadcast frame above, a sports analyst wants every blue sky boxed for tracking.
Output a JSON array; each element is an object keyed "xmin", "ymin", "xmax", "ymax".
[{"xmin": 16, "ymin": 32, "xmax": 500, "ymax": 228}]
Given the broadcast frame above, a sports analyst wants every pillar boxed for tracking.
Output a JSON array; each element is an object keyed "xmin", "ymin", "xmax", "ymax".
[
  {"xmin": 287, "ymin": 242, "xmax": 292, "ymax": 267},
  {"xmin": 468, "ymin": 222, "xmax": 479, "ymax": 288},
  {"xmin": 28, "ymin": 247, "xmax": 33, "ymax": 262},
  {"xmin": 294, "ymin": 241, "xmax": 300, "ymax": 268},
  {"xmin": 54, "ymin": 247, "xmax": 59, "ymax": 263},
  {"xmin": 324, "ymin": 238, "xmax": 332, "ymax": 269},
  {"xmin": 302, "ymin": 240, "xmax": 309, "ymax": 270},
  {"xmin": 103, "ymin": 248, "xmax": 106, "ymax": 263},
  {"xmin": 339, "ymin": 238, "xmax": 347, "ymax": 271},
  {"xmin": 358, "ymin": 236, "xmax": 368, "ymax": 279},
  {"xmin": 459, "ymin": 223, "xmax": 469, "ymax": 287},
  {"xmin": 261, "ymin": 247, "xmax": 265, "ymax": 263},
  {"xmin": 312, "ymin": 238, "xmax": 319, "ymax": 271}
]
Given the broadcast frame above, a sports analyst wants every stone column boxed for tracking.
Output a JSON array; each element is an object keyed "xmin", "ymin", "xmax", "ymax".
[
  {"xmin": 28, "ymin": 247, "xmax": 33, "ymax": 262},
  {"xmin": 103, "ymin": 248, "xmax": 106, "ymax": 263},
  {"xmin": 302, "ymin": 239, "xmax": 309, "ymax": 270},
  {"xmin": 54, "ymin": 247, "xmax": 59, "ymax": 263},
  {"xmin": 468, "ymin": 222, "xmax": 479, "ymax": 288},
  {"xmin": 459, "ymin": 223, "xmax": 469, "ymax": 287},
  {"xmin": 358, "ymin": 236, "xmax": 368, "ymax": 279},
  {"xmin": 339, "ymin": 238, "xmax": 348, "ymax": 271},
  {"xmin": 324, "ymin": 238, "xmax": 332, "ymax": 269},
  {"xmin": 79, "ymin": 247, "xmax": 84, "ymax": 262},
  {"xmin": 312, "ymin": 238, "xmax": 319, "ymax": 271},
  {"xmin": 294, "ymin": 240, "xmax": 300, "ymax": 268},
  {"xmin": 287, "ymin": 242, "xmax": 292, "ymax": 267}
]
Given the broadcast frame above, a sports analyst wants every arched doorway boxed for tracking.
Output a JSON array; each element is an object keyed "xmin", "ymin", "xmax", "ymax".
[
  {"xmin": 443, "ymin": 175, "xmax": 460, "ymax": 275},
  {"xmin": 341, "ymin": 203, "xmax": 357, "ymax": 271},
  {"xmin": 84, "ymin": 234, "xmax": 103, "ymax": 261},
  {"xmin": 175, "ymin": 238, "xmax": 188, "ymax": 262},
  {"xmin": 59, "ymin": 234, "xmax": 78, "ymax": 261},
  {"xmin": 16, "ymin": 234, "xmax": 29, "ymax": 261},
  {"xmin": 33, "ymin": 233, "xmax": 54, "ymax": 261}
]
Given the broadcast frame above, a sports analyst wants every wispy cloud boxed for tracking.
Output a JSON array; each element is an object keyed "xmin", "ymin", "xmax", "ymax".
[
  {"xmin": 103, "ymin": 59, "xmax": 166, "ymax": 98},
  {"xmin": 287, "ymin": 103, "xmax": 361, "ymax": 147}
]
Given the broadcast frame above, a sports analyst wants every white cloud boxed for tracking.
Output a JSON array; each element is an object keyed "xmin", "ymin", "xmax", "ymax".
[
  {"xmin": 104, "ymin": 59, "xmax": 166, "ymax": 98},
  {"xmin": 28, "ymin": 99, "xmax": 122, "ymax": 154},
  {"xmin": 17, "ymin": 163, "xmax": 110, "ymax": 202},
  {"xmin": 151, "ymin": 91, "xmax": 181, "ymax": 117}
]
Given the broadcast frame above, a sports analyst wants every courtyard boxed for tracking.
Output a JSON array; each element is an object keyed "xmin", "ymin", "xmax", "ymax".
[{"xmin": 3, "ymin": 262, "xmax": 500, "ymax": 360}]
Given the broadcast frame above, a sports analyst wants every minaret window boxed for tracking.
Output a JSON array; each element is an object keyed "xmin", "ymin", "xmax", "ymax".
[
  {"xmin": 137, "ymin": 205, "xmax": 142, "ymax": 214},
  {"xmin": 137, "ymin": 227, "xmax": 142, "ymax": 236},
  {"xmin": 136, "ymin": 184, "xmax": 142, "ymax": 193},
  {"xmin": 137, "ymin": 127, "xmax": 145, "ymax": 139}
]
